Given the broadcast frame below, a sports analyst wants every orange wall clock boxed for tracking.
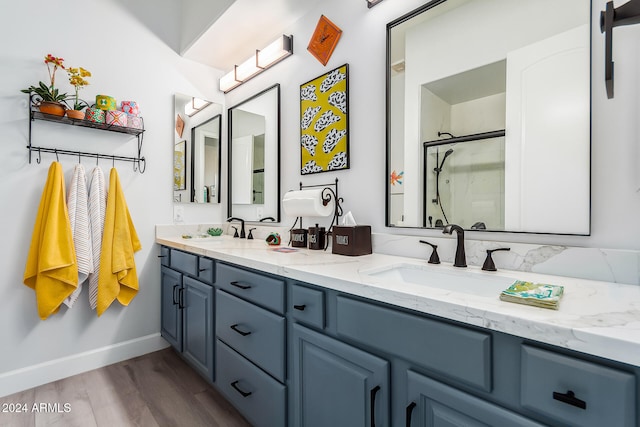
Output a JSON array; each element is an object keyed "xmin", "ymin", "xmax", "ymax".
[{"xmin": 307, "ymin": 15, "xmax": 342, "ymax": 66}]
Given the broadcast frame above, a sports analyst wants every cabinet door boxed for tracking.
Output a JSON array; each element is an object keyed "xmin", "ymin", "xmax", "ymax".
[
  {"xmin": 161, "ymin": 266, "xmax": 183, "ymax": 352},
  {"xmin": 292, "ymin": 324, "xmax": 389, "ymax": 427},
  {"xmin": 182, "ymin": 276, "xmax": 214, "ymax": 382},
  {"xmin": 406, "ymin": 370, "xmax": 544, "ymax": 427}
]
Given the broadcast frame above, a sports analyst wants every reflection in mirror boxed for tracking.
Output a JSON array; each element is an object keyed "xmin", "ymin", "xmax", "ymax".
[
  {"xmin": 228, "ymin": 84, "xmax": 280, "ymax": 221},
  {"xmin": 173, "ymin": 93, "xmax": 222, "ymax": 204},
  {"xmin": 387, "ymin": 0, "xmax": 591, "ymax": 234}
]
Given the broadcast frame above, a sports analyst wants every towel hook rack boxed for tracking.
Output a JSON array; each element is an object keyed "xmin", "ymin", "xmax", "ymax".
[
  {"xmin": 95, "ymin": 153, "xmax": 99, "ymax": 166},
  {"xmin": 36, "ymin": 148, "xmax": 41, "ymax": 164},
  {"xmin": 54, "ymin": 149, "xmax": 59, "ymax": 162},
  {"xmin": 112, "ymin": 156, "xmax": 115, "ymax": 168},
  {"xmin": 78, "ymin": 152, "xmax": 81, "ymax": 164}
]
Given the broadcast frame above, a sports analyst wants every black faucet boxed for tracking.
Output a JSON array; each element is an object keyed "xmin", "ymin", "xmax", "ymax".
[
  {"xmin": 442, "ymin": 224, "xmax": 466, "ymax": 267},
  {"xmin": 259, "ymin": 217, "xmax": 276, "ymax": 222},
  {"xmin": 227, "ymin": 217, "xmax": 246, "ymax": 238}
]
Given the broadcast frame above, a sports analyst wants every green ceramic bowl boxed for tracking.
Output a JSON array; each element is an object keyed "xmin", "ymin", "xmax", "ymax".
[{"xmin": 207, "ymin": 227, "xmax": 223, "ymax": 236}]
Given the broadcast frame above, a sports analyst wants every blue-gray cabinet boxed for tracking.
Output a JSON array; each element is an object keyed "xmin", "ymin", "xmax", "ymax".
[
  {"xmin": 160, "ymin": 249, "xmax": 215, "ymax": 383},
  {"xmin": 291, "ymin": 323, "xmax": 390, "ymax": 427},
  {"xmin": 406, "ymin": 370, "xmax": 545, "ymax": 427},
  {"xmin": 160, "ymin": 266, "xmax": 182, "ymax": 351},
  {"xmin": 159, "ymin": 247, "xmax": 639, "ymax": 427},
  {"xmin": 214, "ymin": 262, "xmax": 286, "ymax": 426}
]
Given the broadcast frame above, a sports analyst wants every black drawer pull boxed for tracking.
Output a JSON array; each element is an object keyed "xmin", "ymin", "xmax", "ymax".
[
  {"xmin": 230, "ymin": 281, "xmax": 252, "ymax": 290},
  {"xmin": 370, "ymin": 385, "xmax": 381, "ymax": 427},
  {"xmin": 294, "ymin": 304, "xmax": 306, "ymax": 311},
  {"xmin": 157, "ymin": 255, "xmax": 167, "ymax": 258},
  {"xmin": 230, "ymin": 324, "xmax": 252, "ymax": 336},
  {"xmin": 199, "ymin": 268, "xmax": 208, "ymax": 272},
  {"xmin": 405, "ymin": 402, "xmax": 416, "ymax": 427},
  {"xmin": 178, "ymin": 288, "xmax": 185, "ymax": 309},
  {"xmin": 172, "ymin": 285, "xmax": 179, "ymax": 305},
  {"xmin": 553, "ymin": 390, "xmax": 586, "ymax": 410},
  {"xmin": 230, "ymin": 380, "xmax": 252, "ymax": 398}
]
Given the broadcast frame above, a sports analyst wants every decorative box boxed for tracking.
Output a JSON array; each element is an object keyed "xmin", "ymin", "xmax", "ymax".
[
  {"xmin": 96, "ymin": 95, "xmax": 117, "ymax": 111},
  {"xmin": 85, "ymin": 107, "xmax": 106, "ymax": 124},
  {"xmin": 106, "ymin": 110, "xmax": 127, "ymax": 127},
  {"xmin": 290, "ymin": 228, "xmax": 308, "ymax": 248},
  {"xmin": 331, "ymin": 225, "xmax": 372, "ymax": 256},
  {"xmin": 126, "ymin": 114, "xmax": 144, "ymax": 129},
  {"xmin": 121, "ymin": 101, "xmax": 139, "ymax": 116}
]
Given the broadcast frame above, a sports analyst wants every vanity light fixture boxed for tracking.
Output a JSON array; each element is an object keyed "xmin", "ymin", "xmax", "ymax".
[
  {"xmin": 219, "ymin": 35, "xmax": 293, "ymax": 93},
  {"xmin": 184, "ymin": 97, "xmax": 211, "ymax": 117},
  {"xmin": 367, "ymin": 0, "xmax": 385, "ymax": 8}
]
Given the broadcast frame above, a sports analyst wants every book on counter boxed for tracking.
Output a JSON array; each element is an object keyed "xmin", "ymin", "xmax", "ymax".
[{"xmin": 500, "ymin": 280, "xmax": 564, "ymax": 310}]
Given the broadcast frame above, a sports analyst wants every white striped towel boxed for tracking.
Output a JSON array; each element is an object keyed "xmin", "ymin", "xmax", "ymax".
[
  {"xmin": 63, "ymin": 164, "xmax": 94, "ymax": 308},
  {"xmin": 88, "ymin": 166, "xmax": 107, "ymax": 310}
]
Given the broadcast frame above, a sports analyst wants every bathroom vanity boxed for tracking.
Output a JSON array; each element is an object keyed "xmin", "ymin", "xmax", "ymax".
[{"xmin": 156, "ymin": 234, "xmax": 639, "ymax": 427}]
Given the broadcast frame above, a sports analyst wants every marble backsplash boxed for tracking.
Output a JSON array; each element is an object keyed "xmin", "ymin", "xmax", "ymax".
[{"xmin": 156, "ymin": 224, "xmax": 640, "ymax": 286}]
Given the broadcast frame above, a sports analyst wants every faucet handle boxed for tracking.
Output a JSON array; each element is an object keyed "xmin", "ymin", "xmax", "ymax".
[
  {"xmin": 482, "ymin": 247, "xmax": 511, "ymax": 271},
  {"xmin": 248, "ymin": 228, "xmax": 256, "ymax": 240},
  {"xmin": 231, "ymin": 226, "xmax": 239, "ymax": 238},
  {"xmin": 419, "ymin": 240, "xmax": 440, "ymax": 264}
]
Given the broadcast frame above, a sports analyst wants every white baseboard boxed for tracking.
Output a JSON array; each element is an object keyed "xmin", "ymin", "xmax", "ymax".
[{"xmin": 0, "ymin": 333, "xmax": 170, "ymax": 398}]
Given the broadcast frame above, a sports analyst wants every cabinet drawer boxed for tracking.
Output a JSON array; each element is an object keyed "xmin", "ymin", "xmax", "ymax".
[
  {"xmin": 197, "ymin": 257, "xmax": 215, "ymax": 284},
  {"xmin": 336, "ymin": 296, "xmax": 491, "ymax": 391},
  {"xmin": 216, "ymin": 290, "xmax": 285, "ymax": 382},
  {"xmin": 290, "ymin": 284, "xmax": 325, "ymax": 329},
  {"xmin": 217, "ymin": 263, "xmax": 284, "ymax": 314},
  {"xmin": 216, "ymin": 340, "xmax": 286, "ymax": 427},
  {"xmin": 170, "ymin": 249, "xmax": 198, "ymax": 277},
  {"xmin": 160, "ymin": 246, "xmax": 170, "ymax": 266},
  {"xmin": 521, "ymin": 345, "xmax": 636, "ymax": 427}
]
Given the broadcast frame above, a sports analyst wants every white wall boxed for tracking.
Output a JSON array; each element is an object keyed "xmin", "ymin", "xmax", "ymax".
[
  {"xmin": 0, "ymin": 0, "xmax": 223, "ymax": 396},
  {"xmin": 192, "ymin": 0, "xmax": 639, "ymax": 250}
]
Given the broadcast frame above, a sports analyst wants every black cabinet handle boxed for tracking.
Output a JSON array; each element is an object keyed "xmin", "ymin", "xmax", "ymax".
[
  {"xmin": 230, "ymin": 281, "xmax": 251, "ymax": 290},
  {"xmin": 157, "ymin": 255, "xmax": 167, "ymax": 258},
  {"xmin": 294, "ymin": 304, "xmax": 306, "ymax": 311},
  {"xmin": 199, "ymin": 268, "xmax": 208, "ymax": 272},
  {"xmin": 405, "ymin": 402, "xmax": 416, "ymax": 427},
  {"xmin": 172, "ymin": 285, "xmax": 179, "ymax": 305},
  {"xmin": 553, "ymin": 390, "xmax": 586, "ymax": 409},
  {"xmin": 230, "ymin": 380, "xmax": 252, "ymax": 398},
  {"xmin": 230, "ymin": 324, "xmax": 252, "ymax": 336},
  {"xmin": 178, "ymin": 288, "xmax": 185, "ymax": 309},
  {"xmin": 370, "ymin": 385, "xmax": 381, "ymax": 427}
]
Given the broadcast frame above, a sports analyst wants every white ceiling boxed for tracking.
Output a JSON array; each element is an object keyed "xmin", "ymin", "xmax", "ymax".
[{"xmin": 182, "ymin": 0, "xmax": 320, "ymax": 72}]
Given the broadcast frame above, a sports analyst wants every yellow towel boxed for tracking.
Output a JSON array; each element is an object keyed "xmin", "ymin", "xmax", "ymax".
[
  {"xmin": 97, "ymin": 168, "xmax": 141, "ymax": 316},
  {"xmin": 23, "ymin": 162, "xmax": 78, "ymax": 320}
]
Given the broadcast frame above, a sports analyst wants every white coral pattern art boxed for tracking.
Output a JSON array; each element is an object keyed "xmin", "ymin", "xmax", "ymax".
[
  {"xmin": 314, "ymin": 110, "xmax": 341, "ymax": 133},
  {"xmin": 301, "ymin": 84, "xmax": 317, "ymax": 101},
  {"xmin": 323, "ymin": 129, "xmax": 346, "ymax": 154},
  {"xmin": 301, "ymin": 160, "xmax": 324, "ymax": 174},
  {"xmin": 301, "ymin": 106, "xmax": 321, "ymax": 130},
  {"xmin": 302, "ymin": 134, "xmax": 319, "ymax": 156},
  {"xmin": 328, "ymin": 91, "xmax": 346, "ymax": 114},
  {"xmin": 320, "ymin": 69, "xmax": 346, "ymax": 93},
  {"xmin": 327, "ymin": 151, "xmax": 347, "ymax": 170}
]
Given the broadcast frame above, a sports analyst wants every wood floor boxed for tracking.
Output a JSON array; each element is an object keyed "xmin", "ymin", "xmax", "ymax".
[{"xmin": 0, "ymin": 348, "xmax": 251, "ymax": 427}]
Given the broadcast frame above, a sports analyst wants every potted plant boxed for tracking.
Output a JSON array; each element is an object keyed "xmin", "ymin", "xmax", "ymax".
[
  {"xmin": 66, "ymin": 66, "xmax": 91, "ymax": 119},
  {"xmin": 21, "ymin": 54, "xmax": 68, "ymax": 117}
]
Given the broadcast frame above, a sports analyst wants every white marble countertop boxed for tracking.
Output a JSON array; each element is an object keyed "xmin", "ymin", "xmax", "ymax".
[{"xmin": 156, "ymin": 234, "xmax": 640, "ymax": 367}]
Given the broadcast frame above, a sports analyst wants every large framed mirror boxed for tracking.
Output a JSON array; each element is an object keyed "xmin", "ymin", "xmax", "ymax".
[
  {"xmin": 386, "ymin": 0, "xmax": 591, "ymax": 234},
  {"xmin": 228, "ymin": 84, "xmax": 280, "ymax": 222},
  {"xmin": 174, "ymin": 93, "xmax": 223, "ymax": 203}
]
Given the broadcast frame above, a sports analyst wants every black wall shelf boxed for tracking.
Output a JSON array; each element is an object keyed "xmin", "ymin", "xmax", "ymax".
[{"xmin": 27, "ymin": 96, "xmax": 146, "ymax": 173}]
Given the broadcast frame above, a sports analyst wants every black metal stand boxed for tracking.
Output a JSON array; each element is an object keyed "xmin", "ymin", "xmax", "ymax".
[
  {"xmin": 287, "ymin": 178, "xmax": 344, "ymax": 250},
  {"xmin": 27, "ymin": 95, "xmax": 146, "ymax": 173}
]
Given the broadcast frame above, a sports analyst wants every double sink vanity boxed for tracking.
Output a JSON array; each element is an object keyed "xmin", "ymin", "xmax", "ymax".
[{"xmin": 156, "ymin": 231, "xmax": 640, "ymax": 427}]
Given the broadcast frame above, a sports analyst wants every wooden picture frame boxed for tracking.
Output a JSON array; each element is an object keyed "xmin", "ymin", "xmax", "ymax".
[
  {"xmin": 307, "ymin": 15, "xmax": 342, "ymax": 66},
  {"xmin": 300, "ymin": 64, "xmax": 349, "ymax": 175},
  {"xmin": 174, "ymin": 140, "xmax": 186, "ymax": 190},
  {"xmin": 175, "ymin": 114, "xmax": 185, "ymax": 138}
]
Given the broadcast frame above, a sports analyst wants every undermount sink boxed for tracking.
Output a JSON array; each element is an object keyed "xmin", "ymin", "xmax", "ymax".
[{"xmin": 365, "ymin": 263, "xmax": 516, "ymax": 297}]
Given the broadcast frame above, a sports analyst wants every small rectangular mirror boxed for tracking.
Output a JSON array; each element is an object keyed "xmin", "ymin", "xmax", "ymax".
[
  {"xmin": 228, "ymin": 84, "xmax": 280, "ymax": 222},
  {"xmin": 173, "ymin": 93, "xmax": 222, "ymax": 204}
]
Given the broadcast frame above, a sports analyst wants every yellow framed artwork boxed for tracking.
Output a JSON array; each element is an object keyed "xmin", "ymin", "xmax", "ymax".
[
  {"xmin": 300, "ymin": 64, "xmax": 349, "ymax": 175},
  {"xmin": 174, "ymin": 140, "xmax": 186, "ymax": 190}
]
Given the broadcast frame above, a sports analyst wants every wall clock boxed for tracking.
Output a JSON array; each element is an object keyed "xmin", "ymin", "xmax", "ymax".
[{"xmin": 307, "ymin": 15, "xmax": 342, "ymax": 66}]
